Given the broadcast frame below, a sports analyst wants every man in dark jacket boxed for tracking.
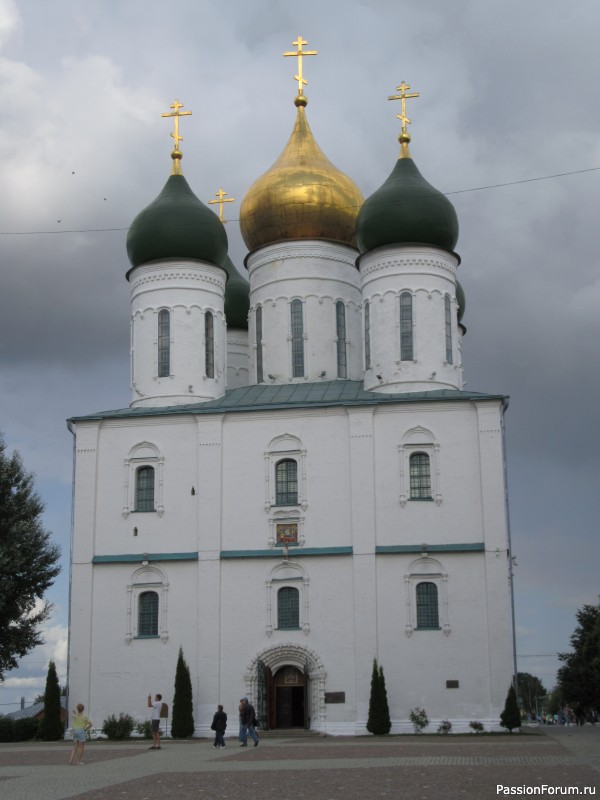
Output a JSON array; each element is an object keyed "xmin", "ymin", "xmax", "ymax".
[
  {"xmin": 239, "ymin": 696, "xmax": 259, "ymax": 747},
  {"xmin": 211, "ymin": 704, "xmax": 227, "ymax": 748}
]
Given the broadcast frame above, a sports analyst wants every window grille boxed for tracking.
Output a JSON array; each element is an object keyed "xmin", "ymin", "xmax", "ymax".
[
  {"xmin": 409, "ymin": 453, "xmax": 431, "ymax": 499},
  {"xmin": 135, "ymin": 466, "xmax": 155, "ymax": 512},
  {"xmin": 138, "ymin": 591, "xmax": 159, "ymax": 636},
  {"xmin": 275, "ymin": 459, "xmax": 298, "ymax": 505},
  {"xmin": 205, "ymin": 311, "xmax": 214, "ymax": 378},
  {"xmin": 416, "ymin": 582, "xmax": 439, "ymax": 628},
  {"xmin": 291, "ymin": 299, "xmax": 304, "ymax": 377},
  {"xmin": 277, "ymin": 587, "xmax": 300, "ymax": 629},
  {"xmin": 400, "ymin": 292, "xmax": 414, "ymax": 361},
  {"xmin": 157, "ymin": 309, "xmax": 170, "ymax": 377},
  {"xmin": 336, "ymin": 301, "xmax": 347, "ymax": 378}
]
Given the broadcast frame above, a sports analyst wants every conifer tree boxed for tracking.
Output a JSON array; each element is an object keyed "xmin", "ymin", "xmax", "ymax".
[
  {"xmin": 39, "ymin": 660, "xmax": 64, "ymax": 740},
  {"xmin": 366, "ymin": 658, "xmax": 391, "ymax": 735},
  {"xmin": 0, "ymin": 436, "xmax": 61, "ymax": 680},
  {"xmin": 171, "ymin": 647, "xmax": 194, "ymax": 738},
  {"xmin": 500, "ymin": 684, "xmax": 521, "ymax": 732}
]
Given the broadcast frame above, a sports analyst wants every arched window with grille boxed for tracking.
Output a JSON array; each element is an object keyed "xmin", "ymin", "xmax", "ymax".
[
  {"xmin": 290, "ymin": 299, "xmax": 304, "ymax": 377},
  {"xmin": 416, "ymin": 582, "xmax": 439, "ymax": 629},
  {"xmin": 277, "ymin": 586, "xmax": 300, "ymax": 629},
  {"xmin": 205, "ymin": 310, "xmax": 214, "ymax": 378},
  {"xmin": 138, "ymin": 590, "xmax": 159, "ymax": 636},
  {"xmin": 400, "ymin": 292, "xmax": 413, "ymax": 361},
  {"xmin": 275, "ymin": 459, "xmax": 298, "ymax": 506},
  {"xmin": 409, "ymin": 452, "xmax": 431, "ymax": 500},
  {"xmin": 336, "ymin": 301, "xmax": 347, "ymax": 379},
  {"xmin": 135, "ymin": 466, "xmax": 155, "ymax": 512},
  {"xmin": 157, "ymin": 309, "xmax": 170, "ymax": 377}
]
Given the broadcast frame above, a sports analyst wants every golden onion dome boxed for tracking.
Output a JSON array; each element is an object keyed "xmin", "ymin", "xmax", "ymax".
[{"xmin": 239, "ymin": 98, "xmax": 364, "ymax": 252}]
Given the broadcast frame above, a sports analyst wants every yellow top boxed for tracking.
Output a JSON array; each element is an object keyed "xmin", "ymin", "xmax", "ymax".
[{"xmin": 239, "ymin": 104, "xmax": 363, "ymax": 251}]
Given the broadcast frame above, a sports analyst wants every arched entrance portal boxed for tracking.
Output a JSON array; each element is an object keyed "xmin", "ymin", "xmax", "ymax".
[{"xmin": 246, "ymin": 644, "xmax": 326, "ymax": 732}]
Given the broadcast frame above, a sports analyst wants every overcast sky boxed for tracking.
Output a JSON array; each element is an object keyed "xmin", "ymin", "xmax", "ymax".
[{"xmin": 1, "ymin": 0, "xmax": 599, "ymax": 715}]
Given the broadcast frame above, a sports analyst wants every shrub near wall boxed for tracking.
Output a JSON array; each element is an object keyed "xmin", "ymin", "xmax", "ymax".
[
  {"xmin": 0, "ymin": 717, "xmax": 14, "ymax": 742},
  {"xmin": 14, "ymin": 718, "xmax": 39, "ymax": 741}
]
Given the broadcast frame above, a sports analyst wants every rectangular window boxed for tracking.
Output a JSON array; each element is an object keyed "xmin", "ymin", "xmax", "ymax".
[
  {"xmin": 409, "ymin": 453, "xmax": 431, "ymax": 500},
  {"xmin": 416, "ymin": 582, "xmax": 439, "ymax": 628},
  {"xmin": 336, "ymin": 301, "xmax": 347, "ymax": 379},
  {"xmin": 256, "ymin": 306, "xmax": 263, "ymax": 383},
  {"xmin": 138, "ymin": 591, "xmax": 159, "ymax": 636},
  {"xmin": 135, "ymin": 466, "xmax": 155, "ymax": 512},
  {"xmin": 445, "ymin": 294, "xmax": 453, "ymax": 364},
  {"xmin": 364, "ymin": 302, "xmax": 370, "ymax": 370},
  {"xmin": 158, "ymin": 309, "xmax": 170, "ymax": 377},
  {"xmin": 275, "ymin": 459, "xmax": 298, "ymax": 505},
  {"xmin": 400, "ymin": 292, "xmax": 414, "ymax": 361},
  {"xmin": 205, "ymin": 311, "xmax": 214, "ymax": 378},
  {"xmin": 291, "ymin": 299, "xmax": 304, "ymax": 378},
  {"xmin": 277, "ymin": 587, "xmax": 300, "ymax": 629}
]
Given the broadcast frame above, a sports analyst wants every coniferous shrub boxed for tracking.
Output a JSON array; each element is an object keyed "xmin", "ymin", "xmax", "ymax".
[
  {"xmin": 171, "ymin": 647, "xmax": 194, "ymax": 738},
  {"xmin": 39, "ymin": 661, "xmax": 64, "ymax": 740},
  {"xmin": 366, "ymin": 659, "xmax": 391, "ymax": 735},
  {"xmin": 500, "ymin": 685, "xmax": 521, "ymax": 732}
]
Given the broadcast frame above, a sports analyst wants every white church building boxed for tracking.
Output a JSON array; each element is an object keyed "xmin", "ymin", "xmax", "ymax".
[{"xmin": 67, "ymin": 57, "xmax": 515, "ymax": 735}]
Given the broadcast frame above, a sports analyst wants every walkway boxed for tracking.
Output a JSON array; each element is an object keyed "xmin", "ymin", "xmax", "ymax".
[{"xmin": 1, "ymin": 726, "xmax": 598, "ymax": 800}]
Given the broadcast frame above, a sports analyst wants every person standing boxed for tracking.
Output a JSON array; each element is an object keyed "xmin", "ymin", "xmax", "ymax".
[
  {"xmin": 211, "ymin": 704, "xmax": 227, "ymax": 748},
  {"xmin": 239, "ymin": 696, "xmax": 259, "ymax": 747},
  {"xmin": 68, "ymin": 703, "xmax": 92, "ymax": 765},
  {"xmin": 147, "ymin": 693, "xmax": 163, "ymax": 750}
]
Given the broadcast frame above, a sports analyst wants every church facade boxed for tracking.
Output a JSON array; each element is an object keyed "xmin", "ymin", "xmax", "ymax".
[{"xmin": 67, "ymin": 59, "xmax": 515, "ymax": 735}]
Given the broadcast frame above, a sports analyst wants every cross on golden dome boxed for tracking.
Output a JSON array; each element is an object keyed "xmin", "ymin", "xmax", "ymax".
[
  {"xmin": 209, "ymin": 188, "xmax": 235, "ymax": 223},
  {"xmin": 388, "ymin": 81, "xmax": 419, "ymax": 134},
  {"xmin": 161, "ymin": 99, "xmax": 192, "ymax": 173},
  {"xmin": 284, "ymin": 35, "xmax": 317, "ymax": 98}
]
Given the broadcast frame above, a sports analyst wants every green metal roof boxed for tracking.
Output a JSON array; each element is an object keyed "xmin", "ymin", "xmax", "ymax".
[{"xmin": 69, "ymin": 381, "xmax": 508, "ymax": 423}]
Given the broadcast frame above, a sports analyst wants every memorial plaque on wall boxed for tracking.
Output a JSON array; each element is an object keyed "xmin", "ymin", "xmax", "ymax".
[{"xmin": 325, "ymin": 692, "xmax": 346, "ymax": 704}]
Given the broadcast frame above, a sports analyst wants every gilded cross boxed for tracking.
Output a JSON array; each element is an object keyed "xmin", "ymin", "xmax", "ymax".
[
  {"xmin": 161, "ymin": 99, "xmax": 192, "ymax": 151},
  {"xmin": 208, "ymin": 188, "xmax": 235, "ymax": 223},
  {"xmin": 283, "ymin": 35, "xmax": 317, "ymax": 95},
  {"xmin": 388, "ymin": 81, "xmax": 420, "ymax": 133}
]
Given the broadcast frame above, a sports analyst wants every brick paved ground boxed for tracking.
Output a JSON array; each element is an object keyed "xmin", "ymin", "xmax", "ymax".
[{"xmin": 1, "ymin": 726, "xmax": 598, "ymax": 800}]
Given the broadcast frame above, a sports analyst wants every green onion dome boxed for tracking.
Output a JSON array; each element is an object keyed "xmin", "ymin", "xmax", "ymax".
[
  {"xmin": 126, "ymin": 173, "xmax": 228, "ymax": 273},
  {"xmin": 356, "ymin": 134, "xmax": 458, "ymax": 254},
  {"xmin": 224, "ymin": 255, "xmax": 249, "ymax": 330}
]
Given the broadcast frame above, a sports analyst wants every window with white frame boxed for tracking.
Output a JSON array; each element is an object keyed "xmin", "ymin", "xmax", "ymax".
[
  {"xmin": 404, "ymin": 557, "xmax": 449, "ymax": 637},
  {"xmin": 265, "ymin": 434, "xmax": 307, "ymax": 512},
  {"xmin": 256, "ymin": 305, "xmax": 264, "ymax": 383},
  {"xmin": 398, "ymin": 426, "xmax": 441, "ymax": 507},
  {"xmin": 123, "ymin": 442, "xmax": 165, "ymax": 518},
  {"xmin": 126, "ymin": 565, "xmax": 169, "ymax": 643},
  {"xmin": 364, "ymin": 301, "xmax": 371, "ymax": 370},
  {"xmin": 266, "ymin": 562, "xmax": 309, "ymax": 636}
]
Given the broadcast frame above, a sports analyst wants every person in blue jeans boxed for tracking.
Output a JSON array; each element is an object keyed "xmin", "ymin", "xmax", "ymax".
[
  {"xmin": 239, "ymin": 697, "xmax": 259, "ymax": 747},
  {"xmin": 211, "ymin": 704, "xmax": 227, "ymax": 748}
]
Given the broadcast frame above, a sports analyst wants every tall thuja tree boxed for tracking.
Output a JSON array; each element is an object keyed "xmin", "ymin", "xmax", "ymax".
[
  {"xmin": 500, "ymin": 684, "xmax": 521, "ymax": 732},
  {"xmin": 366, "ymin": 658, "xmax": 391, "ymax": 735},
  {"xmin": 39, "ymin": 660, "xmax": 64, "ymax": 740},
  {"xmin": 0, "ymin": 435, "xmax": 61, "ymax": 679},
  {"xmin": 171, "ymin": 647, "xmax": 194, "ymax": 738}
]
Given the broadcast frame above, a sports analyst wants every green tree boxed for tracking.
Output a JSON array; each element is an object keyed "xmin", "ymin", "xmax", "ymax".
[
  {"xmin": 38, "ymin": 660, "xmax": 64, "ymax": 740},
  {"xmin": 500, "ymin": 684, "xmax": 521, "ymax": 732},
  {"xmin": 0, "ymin": 436, "xmax": 61, "ymax": 680},
  {"xmin": 171, "ymin": 647, "xmax": 194, "ymax": 738},
  {"xmin": 517, "ymin": 672, "xmax": 547, "ymax": 716},
  {"xmin": 557, "ymin": 600, "xmax": 600, "ymax": 710},
  {"xmin": 366, "ymin": 658, "xmax": 391, "ymax": 735}
]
